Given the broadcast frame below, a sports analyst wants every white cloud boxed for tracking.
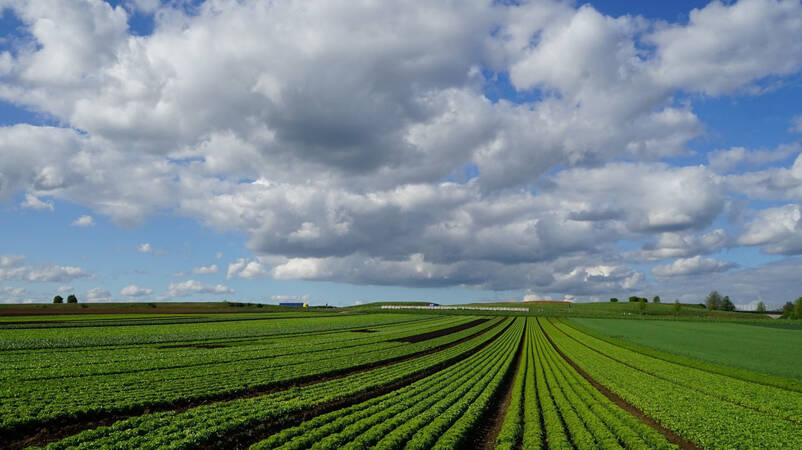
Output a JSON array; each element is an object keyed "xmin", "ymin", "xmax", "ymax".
[
  {"xmin": 0, "ymin": 0, "xmax": 801, "ymax": 297},
  {"xmin": 86, "ymin": 287, "xmax": 112, "ymax": 301},
  {"xmin": 162, "ymin": 280, "xmax": 234, "ymax": 299},
  {"xmin": 652, "ymin": 255, "xmax": 735, "ymax": 277},
  {"xmin": 270, "ymin": 294, "xmax": 310, "ymax": 302},
  {"xmin": 647, "ymin": 0, "xmax": 802, "ymax": 95},
  {"xmin": 71, "ymin": 215, "xmax": 95, "ymax": 227},
  {"xmin": 137, "ymin": 243, "xmax": 166, "ymax": 255},
  {"xmin": 738, "ymin": 204, "xmax": 802, "ymax": 254},
  {"xmin": 227, "ymin": 258, "xmax": 267, "ymax": 280},
  {"xmin": 192, "ymin": 264, "xmax": 219, "ymax": 275},
  {"xmin": 1, "ymin": 286, "xmax": 27, "ymax": 299},
  {"xmin": 20, "ymin": 193, "xmax": 53, "ymax": 211},
  {"xmin": 0, "ymin": 254, "xmax": 91, "ymax": 283},
  {"xmin": 57, "ymin": 285, "xmax": 73, "ymax": 293},
  {"xmin": 120, "ymin": 284, "xmax": 153, "ymax": 297}
]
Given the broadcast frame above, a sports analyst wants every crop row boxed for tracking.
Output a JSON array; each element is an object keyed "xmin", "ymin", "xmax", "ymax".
[
  {"xmin": 248, "ymin": 317, "xmax": 524, "ymax": 449},
  {"xmin": 493, "ymin": 318, "xmax": 675, "ymax": 449},
  {"xmin": 0, "ymin": 313, "xmax": 436, "ymax": 351},
  {"xmin": 1, "ymin": 316, "xmax": 498, "ymax": 435},
  {"xmin": 541, "ymin": 318, "xmax": 802, "ymax": 448},
  {"xmin": 1, "ymin": 315, "xmax": 467, "ymax": 379},
  {"xmin": 41, "ymin": 318, "xmax": 516, "ymax": 449},
  {"xmin": 550, "ymin": 319, "xmax": 802, "ymax": 423}
]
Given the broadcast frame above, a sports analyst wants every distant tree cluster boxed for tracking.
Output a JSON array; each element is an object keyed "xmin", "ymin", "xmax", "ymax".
[
  {"xmin": 609, "ymin": 297, "xmax": 618, "ymax": 303},
  {"xmin": 53, "ymin": 294, "xmax": 78, "ymax": 304},
  {"xmin": 780, "ymin": 297, "xmax": 802, "ymax": 319},
  {"xmin": 705, "ymin": 291, "xmax": 735, "ymax": 312}
]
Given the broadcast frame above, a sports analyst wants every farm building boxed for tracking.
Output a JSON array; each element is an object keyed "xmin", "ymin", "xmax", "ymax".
[{"xmin": 278, "ymin": 302, "xmax": 308, "ymax": 307}]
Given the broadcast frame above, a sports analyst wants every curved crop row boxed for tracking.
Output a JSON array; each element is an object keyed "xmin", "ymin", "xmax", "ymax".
[
  {"xmin": 1, "ymin": 317, "xmax": 499, "ymax": 435},
  {"xmin": 41, "ymin": 318, "xmax": 514, "ymax": 449},
  {"xmin": 540, "ymin": 318, "xmax": 802, "ymax": 449}
]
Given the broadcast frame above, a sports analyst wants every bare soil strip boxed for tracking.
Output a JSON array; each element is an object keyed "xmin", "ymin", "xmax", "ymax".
[
  {"xmin": 536, "ymin": 318, "xmax": 701, "ymax": 450},
  {"xmin": 6, "ymin": 318, "xmax": 508, "ymax": 450},
  {"xmin": 471, "ymin": 320, "xmax": 527, "ymax": 449},
  {"xmin": 546, "ymin": 318, "xmax": 802, "ymax": 426},
  {"xmin": 391, "ymin": 318, "xmax": 489, "ymax": 343}
]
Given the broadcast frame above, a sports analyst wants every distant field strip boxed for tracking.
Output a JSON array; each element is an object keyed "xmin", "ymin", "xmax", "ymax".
[
  {"xmin": 566, "ymin": 317, "xmax": 802, "ymax": 382},
  {"xmin": 543, "ymin": 318, "xmax": 802, "ymax": 448}
]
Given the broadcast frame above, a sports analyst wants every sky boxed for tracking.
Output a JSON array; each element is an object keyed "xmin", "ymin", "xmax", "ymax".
[{"xmin": 1, "ymin": 0, "xmax": 802, "ymax": 308}]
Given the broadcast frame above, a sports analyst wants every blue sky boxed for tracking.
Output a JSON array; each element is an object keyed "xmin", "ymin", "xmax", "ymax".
[{"xmin": 1, "ymin": 0, "xmax": 802, "ymax": 307}]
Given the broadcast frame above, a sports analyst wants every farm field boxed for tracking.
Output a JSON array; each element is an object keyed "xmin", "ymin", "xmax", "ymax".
[
  {"xmin": 566, "ymin": 317, "xmax": 802, "ymax": 382},
  {"xmin": 1, "ymin": 307, "xmax": 800, "ymax": 449}
]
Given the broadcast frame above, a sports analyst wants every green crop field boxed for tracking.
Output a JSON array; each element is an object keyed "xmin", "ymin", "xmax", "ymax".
[{"xmin": 1, "ymin": 304, "xmax": 800, "ymax": 449}]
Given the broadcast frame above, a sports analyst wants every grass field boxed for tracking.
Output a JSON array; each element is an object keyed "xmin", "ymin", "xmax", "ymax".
[
  {"xmin": 567, "ymin": 317, "xmax": 802, "ymax": 381},
  {"xmin": 1, "ymin": 303, "xmax": 800, "ymax": 449}
]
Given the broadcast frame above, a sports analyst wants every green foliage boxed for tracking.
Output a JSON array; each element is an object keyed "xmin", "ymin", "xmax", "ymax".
[
  {"xmin": 52, "ymin": 295, "xmax": 63, "ymax": 304},
  {"xmin": 721, "ymin": 296, "xmax": 735, "ymax": 312},
  {"xmin": 653, "ymin": 295, "xmax": 660, "ymax": 303},
  {"xmin": 638, "ymin": 297, "xmax": 646, "ymax": 313},
  {"xmin": 706, "ymin": 291, "xmax": 722, "ymax": 311},
  {"xmin": 795, "ymin": 297, "xmax": 802, "ymax": 320},
  {"xmin": 610, "ymin": 297, "xmax": 618, "ymax": 303},
  {"xmin": 782, "ymin": 301, "xmax": 794, "ymax": 318},
  {"xmin": 673, "ymin": 300, "xmax": 681, "ymax": 313},
  {"xmin": 756, "ymin": 301, "xmax": 766, "ymax": 313},
  {"xmin": 66, "ymin": 294, "xmax": 78, "ymax": 304}
]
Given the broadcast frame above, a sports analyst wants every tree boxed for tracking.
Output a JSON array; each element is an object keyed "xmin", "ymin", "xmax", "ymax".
[
  {"xmin": 781, "ymin": 301, "xmax": 794, "ymax": 318},
  {"xmin": 53, "ymin": 295, "xmax": 63, "ymax": 304},
  {"xmin": 67, "ymin": 294, "xmax": 78, "ymax": 304},
  {"xmin": 706, "ymin": 291, "xmax": 722, "ymax": 311},
  {"xmin": 756, "ymin": 301, "xmax": 766, "ymax": 313},
  {"xmin": 628, "ymin": 296, "xmax": 639, "ymax": 303},
  {"xmin": 610, "ymin": 297, "xmax": 619, "ymax": 303},
  {"xmin": 638, "ymin": 297, "xmax": 647, "ymax": 313},
  {"xmin": 673, "ymin": 299, "xmax": 681, "ymax": 313},
  {"xmin": 652, "ymin": 295, "xmax": 661, "ymax": 303},
  {"xmin": 795, "ymin": 297, "xmax": 802, "ymax": 320},
  {"xmin": 720, "ymin": 296, "xmax": 735, "ymax": 312}
]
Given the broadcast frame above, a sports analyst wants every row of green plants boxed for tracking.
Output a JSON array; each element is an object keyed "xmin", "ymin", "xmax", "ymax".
[
  {"xmin": 41, "ymin": 318, "xmax": 515, "ymax": 449},
  {"xmin": 250, "ymin": 320, "xmax": 518, "ymax": 449},
  {"xmin": 541, "ymin": 319, "xmax": 802, "ymax": 448},
  {"xmin": 550, "ymin": 319, "xmax": 802, "ymax": 423},
  {"xmin": 2, "ymin": 315, "xmax": 465, "ymax": 380},
  {"xmin": 495, "ymin": 319, "xmax": 673, "ymax": 449},
  {"xmin": 1, "ymin": 316, "xmax": 497, "ymax": 435},
  {"xmin": 0, "ymin": 313, "xmax": 436, "ymax": 351}
]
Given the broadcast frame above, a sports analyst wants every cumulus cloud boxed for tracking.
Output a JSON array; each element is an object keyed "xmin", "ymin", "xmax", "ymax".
[
  {"xmin": 652, "ymin": 256, "xmax": 735, "ymax": 277},
  {"xmin": 227, "ymin": 259, "xmax": 267, "ymax": 280},
  {"xmin": 738, "ymin": 204, "xmax": 802, "ymax": 254},
  {"xmin": 137, "ymin": 243, "xmax": 166, "ymax": 255},
  {"xmin": 162, "ymin": 280, "xmax": 234, "ymax": 299},
  {"xmin": 708, "ymin": 144, "xmax": 800, "ymax": 173},
  {"xmin": 120, "ymin": 284, "xmax": 153, "ymax": 297},
  {"xmin": 192, "ymin": 264, "xmax": 219, "ymax": 275},
  {"xmin": 86, "ymin": 287, "xmax": 112, "ymax": 301},
  {"xmin": 20, "ymin": 193, "xmax": 53, "ymax": 211},
  {"xmin": 1, "ymin": 0, "xmax": 802, "ymax": 296},
  {"xmin": 71, "ymin": 215, "xmax": 95, "ymax": 227},
  {"xmin": 792, "ymin": 115, "xmax": 802, "ymax": 134},
  {"xmin": 0, "ymin": 254, "xmax": 91, "ymax": 283}
]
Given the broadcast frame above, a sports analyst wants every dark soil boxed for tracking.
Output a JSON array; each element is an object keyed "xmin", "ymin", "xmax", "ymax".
[
  {"xmin": 157, "ymin": 344, "xmax": 230, "ymax": 349},
  {"xmin": 350, "ymin": 329, "xmax": 377, "ymax": 333},
  {"xmin": 536, "ymin": 318, "xmax": 701, "ymax": 450},
  {"xmin": 391, "ymin": 318, "xmax": 489, "ymax": 343},
  {"xmin": 5, "ymin": 318, "xmax": 508, "ymax": 449}
]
